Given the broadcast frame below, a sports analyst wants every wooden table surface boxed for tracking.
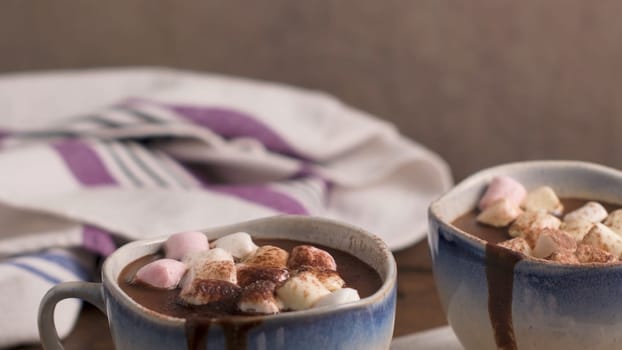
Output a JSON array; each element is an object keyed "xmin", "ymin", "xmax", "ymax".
[{"xmin": 15, "ymin": 241, "xmax": 447, "ymax": 350}]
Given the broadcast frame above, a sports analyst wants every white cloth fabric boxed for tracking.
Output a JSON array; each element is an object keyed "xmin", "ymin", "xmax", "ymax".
[{"xmin": 0, "ymin": 68, "xmax": 452, "ymax": 347}]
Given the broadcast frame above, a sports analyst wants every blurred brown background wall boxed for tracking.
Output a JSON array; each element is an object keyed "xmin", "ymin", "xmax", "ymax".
[{"xmin": 1, "ymin": 0, "xmax": 621, "ymax": 181}]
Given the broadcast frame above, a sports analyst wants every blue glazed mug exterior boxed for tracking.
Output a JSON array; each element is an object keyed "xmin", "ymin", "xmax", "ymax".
[
  {"xmin": 39, "ymin": 216, "xmax": 397, "ymax": 350},
  {"xmin": 428, "ymin": 161, "xmax": 622, "ymax": 350}
]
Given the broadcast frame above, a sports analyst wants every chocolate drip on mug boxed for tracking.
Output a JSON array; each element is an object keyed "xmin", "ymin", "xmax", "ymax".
[
  {"xmin": 185, "ymin": 318, "xmax": 262, "ymax": 350},
  {"xmin": 186, "ymin": 318, "xmax": 210, "ymax": 350},
  {"xmin": 485, "ymin": 244, "xmax": 522, "ymax": 350},
  {"xmin": 222, "ymin": 320, "xmax": 262, "ymax": 350}
]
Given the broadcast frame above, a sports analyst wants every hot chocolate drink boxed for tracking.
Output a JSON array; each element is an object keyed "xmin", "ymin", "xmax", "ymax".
[
  {"xmin": 119, "ymin": 238, "xmax": 381, "ymax": 318},
  {"xmin": 118, "ymin": 232, "xmax": 382, "ymax": 350},
  {"xmin": 452, "ymin": 177, "xmax": 622, "ymax": 264},
  {"xmin": 453, "ymin": 198, "xmax": 620, "ymax": 246}
]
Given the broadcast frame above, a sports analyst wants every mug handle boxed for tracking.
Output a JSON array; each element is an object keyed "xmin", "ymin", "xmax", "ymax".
[{"xmin": 38, "ymin": 282, "xmax": 107, "ymax": 350}]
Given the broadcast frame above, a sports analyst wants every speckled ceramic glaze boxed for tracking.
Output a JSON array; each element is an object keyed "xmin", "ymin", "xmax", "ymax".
[
  {"xmin": 428, "ymin": 161, "xmax": 622, "ymax": 350},
  {"xmin": 39, "ymin": 216, "xmax": 397, "ymax": 350}
]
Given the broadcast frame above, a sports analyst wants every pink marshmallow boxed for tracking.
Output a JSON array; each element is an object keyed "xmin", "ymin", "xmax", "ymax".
[
  {"xmin": 164, "ymin": 231, "xmax": 209, "ymax": 260},
  {"xmin": 478, "ymin": 176, "xmax": 527, "ymax": 211},
  {"xmin": 135, "ymin": 259, "xmax": 187, "ymax": 289}
]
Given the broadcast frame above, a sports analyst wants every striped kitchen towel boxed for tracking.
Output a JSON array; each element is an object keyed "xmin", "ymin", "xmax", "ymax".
[{"xmin": 0, "ymin": 68, "xmax": 452, "ymax": 347}]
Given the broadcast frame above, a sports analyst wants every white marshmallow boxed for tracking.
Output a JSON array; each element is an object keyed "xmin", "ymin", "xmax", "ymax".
[
  {"xmin": 509, "ymin": 211, "xmax": 561, "ymax": 247},
  {"xmin": 476, "ymin": 199, "xmax": 522, "ymax": 227},
  {"xmin": 182, "ymin": 247, "xmax": 234, "ymax": 266},
  {"xmin": 560, "ymin": 220, "xmax": 593, "ymax": 241},
  {"xmin": 212, "ymin": 232, "xmax": 258, "ymax": 259},
  {"xmin": 575, "ymin": 244, "xmax": 617, "ymax": 264},
  {"xmin": 276, "ymin": 271, "xmax": 331, "ymax": 310},
  {"xmin": 239, "ymin": 296, "xmax": 281, "ymax": 315},
  {"xmin": 236, "ymin": 264, "xmax": 289, "ymax": 287},
  {"xmin": 238, "ymin": 280, "xmax": 282, "ymax": 314},
  {"xmin": 288, "ymin": 245, "xmax": 338, "ymax": 271},
  {"xmin": 547, "ymin": 251, "xmax": 580, "ymax": 264},
  {"xmin": 179, "ymin": 252, "xmax": 239, "ymax": 305},
  {"xmin": 134, "ymin": 259, "xmax": 187, "ymax": 289},
  {"xmin": 313, "ymin": 269, "xmax": 345, "ymax": 291},
  {"xmin": 184, "ymin": 260, "xmax": 237, "ymax": 285},
  {"xmin": 478, "ymin": 176, "xmax": 527, "ymax": 210},
  {"xmin": 244, "ymin": 245, "xmax": 289, "ymax": 268},
  {"xmin": 564, "ymin": 202, "xmax": 608, "ymax": 224},
  {"xmin": 314, "ymin": 288, "xmax": 361, "ymax": 308},
  {"xmin": 498, "ymin": 237, "xmax": 532, "ymax": 256},
  {"xmin": 582, "ymin": 223, "xmax": 622, "ymax": 258},
  {"xmin": 604, "ymin": 209, "xmax": 622, "ymax": 235},
  {"xmin": 182, "ymin": 248, "xmax": 237, "ymax": 289},
  {"xmin": 522, "ymin": 186, "xmax": 563, "ymax": 215},
  {"xmin": 532, "ymin": 229, "xmax": 577, "ymax": 259},
  {"xmin": 164, "ymin": 231, "xmax": 209, "ymax": 260},
  {"xmin": 179, "ymin": 279, "xmax": 240, "ymax": 306}
]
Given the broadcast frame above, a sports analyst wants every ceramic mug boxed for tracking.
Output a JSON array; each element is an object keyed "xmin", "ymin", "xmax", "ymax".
[
  {"xmin": 38, "ymin": 216, "xmax": 397, "ymax": 350},
  {"xmin": 428, "ymin": 161, "xmax": 622, "ymax": 350}
]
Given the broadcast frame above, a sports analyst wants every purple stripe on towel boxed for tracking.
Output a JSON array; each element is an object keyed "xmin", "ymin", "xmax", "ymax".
[
  {"xmin": 0, "ymin": 129, "xmax": 10, "ymax": 147},
  {"xmin": 186, "ymin": 166, "xmax": 309, "ymax": 214},
  {"xmin": 82, "ymin": 225, "xmax": 117, "ymax": 256},
  {"xmin": 168, "ymin": 105, "xmax": 308, "ymax": 160},
  {"xmin": 53, "ymin": 140, "xmax": 117, "ymax": 186},
  {"xmin": 291, "ymin": 162, "xmax": 316, "ymax": 179},
  {"xmin": 208, "ymin": 184, "xmax": 309, "ymax": 215}
]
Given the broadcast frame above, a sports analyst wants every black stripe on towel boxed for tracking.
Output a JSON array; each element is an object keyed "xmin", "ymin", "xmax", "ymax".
[
  {"xmin": 101, "ymin": 142, "xmax": 144, "ymax": 187},
  {"xmin": 124, "ymin": 143, "xmax": 170, "ymax": 187}
]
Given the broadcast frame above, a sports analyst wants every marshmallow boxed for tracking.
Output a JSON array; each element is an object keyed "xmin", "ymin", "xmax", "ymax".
[
  {"xmin": 164, "ymin": 231, "xmax": 209, "ymax": 260},
  {"xmin": 236, "ymin": 264, "xmax": 289, "ymax": 287},
  {"xmin": 184, "ymin": 260, "xmax": 237, "ymax": 286},
  {"xmin": 212, "ymin": 232, "xmax": 258, "ymax": 260},
  {"xmin": 182, "ymin": 247, "xmax": 234, "ymax": 267},
  {"xmin": 509, "ymin": 211, "xmax": 561, "ymax": 247},
  {"xmin": 575, "ymin": 244, "xmax": 617, "ymax": 264},
  {"xmin": 478, "ymin": 176, "xmax": 527, "ymax": 211},
  {"xmin": 179, "ymin": 279, "xmax": 241, "ymax": 306},
  {"xmin": 316, "ymin": 270, "xmax": 345, "ymax": 292},
  {"xmin": 476, "ymin": 199, "xmax": 522, "ymax": 227},
  {"xmin": 563, "ymin": 201, "xmax": 608, "ymax": 223},
  {"xmin": 548, "ymin": 251, "xmax": 580, "ymax": 264},
  {"xmin": 532, "ymin": 229, "xmax": 577, "ymax": 259},
  {"xmin": 276, "ymin": 271, "xmax": 331, "ymax": 310},
  {"xmin": 522, "ymin": 186, "xmax": 563, "ymax": 215},
  {"xmin": 243, "ymin": 245, "xmax": 289, "ymax": 268},
  {"xmin": 238, "ymin": 280, "xmax": 282, "ymax": 314},
  {"xmin": 288, "ymin": 245, "xmax": 337, "ymax": 271},
  {"xmin": 497, "ymin": 237, "xmax": 532, "ymax": 256},
  {"xmin": 604, "ymin": 209, "xmax": 622, "ymax": 235},
  {"xmin": 314, "ymin": 288, "xmax": 360, "ymax": 308},
  {"xmin": 581, "ymin": 223, "xmax": 622, "ymax": 257},
  {"xmin": 182, "ymin": 248, "xmax": 237, "ymax": 287},
  {"xmin": 295, "ymin": 266, "xmax": 345, "ymax": 292},
  {"xmin": 560, "ymin": 220, "xmax": 594, "ymax": 241},
  {"xmin": 134, "ymin": 259, "xmax": 187, "ymax": 289}
]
